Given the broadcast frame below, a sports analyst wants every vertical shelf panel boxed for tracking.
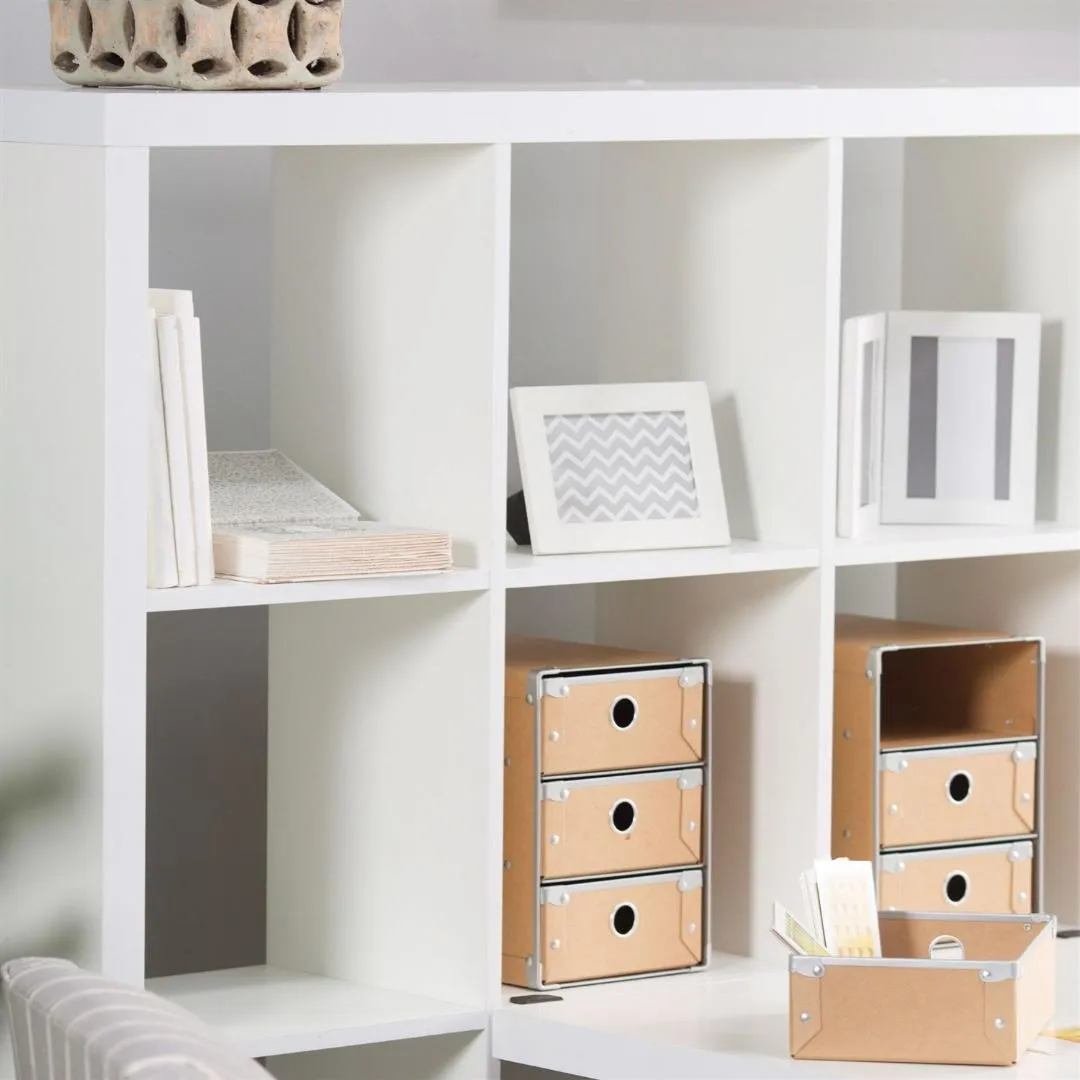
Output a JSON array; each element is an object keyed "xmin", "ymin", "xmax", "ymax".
[
  {"xmin": 588, "ymin": 139, "xmax": 833, "ymax": 548},
  {"xmin": 0, "ymin": 144, "xmax": 149, "ymax": 984},
  {"xmin": 266, "ymin": 594, "xmax": 500, "ymax": 1007},
  {"xmin": 267, "ymin": 143, "xmax": 509, "ymax": 1014},
  {"xmin": 271, "ymin": 144, "xmax": 507, "ymax": 571}
]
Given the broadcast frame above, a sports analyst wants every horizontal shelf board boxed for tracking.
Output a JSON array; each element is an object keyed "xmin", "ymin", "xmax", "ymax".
[
  {"xmin": 879, "ymin": 728, "xmax": 1037, "ymax": 752},
  {"xmin": 145, "ymin": 568, "xmax": 490, "ymax": 612},
  {"xmin": 495, "ymin": 943, "xmax": 1080, "ymax": 1079},
  {"xmin": 834, "ymin": 523, "xmax": 1080, "ymax": 566},
  {"xmin": 504, "ymin": 541, "xmax": 819, "ymax": 588},
  {"xmin": 3, "ymin": 86, "xmax": 1079, "ymax": 148},
  {"xmin": 147, "ymin": 966, "xmax": 487, "ymax": 1058}
]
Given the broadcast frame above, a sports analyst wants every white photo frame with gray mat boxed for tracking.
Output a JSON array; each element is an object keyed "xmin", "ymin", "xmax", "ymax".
[
  {"xmin": 880, "ymin": 311, "xmax": 1041, "ymax": 526},
  {"xmin": 511, "ymin": 382, "xmax": 730, "ymax": 556},
  {"xmin": 837, "ymin": 314, "xmax": 887, "ymax": 538}
]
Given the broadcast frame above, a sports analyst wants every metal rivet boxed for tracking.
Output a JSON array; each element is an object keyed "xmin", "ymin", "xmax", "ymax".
[
  {"xmin": 503, "ymin": 860, "xmax": 512, "ymax": 870},
  {"xmin": 888, "ymin": 803, "xmax": 899, "ymax": 815},
  {"xmin": 561, "ymin": 787, "xmax": 570, "ymax": 799},
  {"xmin": 526, "ymin": 956, "xmax": 534, "ymax": 966},
  {"xmin": 526, "ymin": 694, "xmax": 535, "ymax": 705},
  {"xmin": 678, "ymin": 778, "xmax": 690, "ymax": 790},
  {"xmin": 1021, "ymin": 792, "xmax": 1031, "ymax": 802},
  {"xmin": 899, "ymin": 759, "xmax": 908, "ymax": 771},
  {"xmin": 678, "ymin": 879, "xmax": 690, "ymax": 893},
  {"xmin": 550, "ymin": 939, "xmax": 561, "ymax": 950},
  {"xmin": 896, "ymin": 862, "xmax": 906, "ymax": 873},
  {"xmin": 842, "ymin": 729, "xmax": 852, "ymax": 740},
  {"xmin": 800, "ymin": 1012, "xmax": 811, "ymax": 1023},
  {"xmin": 1019, "ymin": 892, "xmax": 1029, "ymax": 902},
  {"xmin": 980, "ymin": 969, "xmax": 991, "ymax": 980},
  {"xmin": 887, "ymin": 905, "xmax": 897, "ymax": 911},
  {"xmin": 994, "ymin": 1018, "xmax": 1005, "ymax": 1030},
  {"xmin": 688, "ymin": 821, "xmax": 698, "ymax": 832},
  {"xmin": 1008, "ymin": 849, "xmax": 1021, "ymax": 863},
  {"xmin": 504, "ymin": 756, "xmax": 511, "ymax": 767},
  {"xmin": 688, "ymin": 923, "xmax": 697, "ymax": 934},
  {"xmin": 1024, "ymin": 923, "xmax": 1032, "ymax": 931},
  {"xmin": 865, "ymin": 669, "xmax": 874, "ymax": 680},
  {"xmin": 812, "ymin": 965, "xmax": 824, "ymax": 977},
  {"xmin": 688, "ymin": 718, "xmax": 699, "ymax": 729},
  {"xmin": 561, "ymin": 892, "xmax": 570, "ymax": 904},
  {"xmin": 549, "ymin": 731, "xmax": 560, "ymax": 743},
  {"xmin": 841, "ymin": 828, "xmax": 852, "ymax": 839},
  {"xmin": 550, "ymin": 835, "xmax": 560, "ymax": 846}
]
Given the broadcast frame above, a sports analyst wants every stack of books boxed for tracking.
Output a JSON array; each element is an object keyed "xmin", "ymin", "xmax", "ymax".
[
  {"xmin": 148, "ymin": 298, "xmax": 454, "ymax": 589},
  {"xmin": 208, "ymin": 451, "xmax": 453, "ymax": 584},
  {"xmin": 147, "ymin": 290, "xmax": 213, "ymax": 589}
]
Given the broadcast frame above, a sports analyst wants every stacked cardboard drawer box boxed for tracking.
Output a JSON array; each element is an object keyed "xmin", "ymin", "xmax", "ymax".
[
  {"xmin": 833, "ymin": 616, "xmax": 1044, "ymax": 916},
  {"xmin": 503, "ymin": 636, "xmax": 711, "ymax": 990}
]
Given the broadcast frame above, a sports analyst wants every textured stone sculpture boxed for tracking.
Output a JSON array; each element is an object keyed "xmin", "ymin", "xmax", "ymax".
[{"xmin": 49, "ymin": 0, "xmax": 344, "ymax": 90}]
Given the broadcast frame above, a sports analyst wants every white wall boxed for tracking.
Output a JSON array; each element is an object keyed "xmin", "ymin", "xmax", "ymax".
[{"xmin": 4, "ymin": 1, "xmax": 1080, "ymax": 86}]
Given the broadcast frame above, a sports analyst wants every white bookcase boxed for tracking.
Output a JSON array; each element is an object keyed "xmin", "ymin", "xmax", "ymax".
[{"xmin": 1, "ymin": 85, "xmax": 1078, "ymax": 1080}]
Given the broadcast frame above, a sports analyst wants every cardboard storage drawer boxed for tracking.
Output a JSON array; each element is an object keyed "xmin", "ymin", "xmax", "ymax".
[
  {"xmin": 879, "ymin": 840, "xmax": 1034, "ymax": 915},
  {"xmin": 506, "ymin": 637, "xmax": 707, "ymax": 777},
  {"xmin": 539, "ymin": 869, "xmax": 704, "ymax": 987},
  {"xmin": 879, "ymin": 741, "xmax": 1037, "ymax": 849},
  {"xmin": 790, "ymin": 912, "xmax": 1055, "ymax": 1066},
  {"xmin": 540, "ymin": 768, "xmax": 703, "ymax": 880}
]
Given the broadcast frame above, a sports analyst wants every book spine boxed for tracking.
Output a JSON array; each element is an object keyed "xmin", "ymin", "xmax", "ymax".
[
  {"xmin": 179, "ymin": 316, "xmax": 215, "ymax": 585},
  {"xmin": 157, "ymin": 315, "xmax": 198, "ymax": 587},
  {"xmin": 147, "ymin": 310, "xmax": 179, "ymax": 589}
]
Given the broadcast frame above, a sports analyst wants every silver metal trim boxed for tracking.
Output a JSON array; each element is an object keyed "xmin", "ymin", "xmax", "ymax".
[
  {"xmin": 541, "ymin": 767, "xmax": 703, "ymax": 801},
  {"xmin": 531, "ymin": 660, "xmax": 711, "ymax": 697},
  {"xmin": 540, "ymin": 868, "xmax": 703, "ymax": 904},
  {"xmin": 789, "ymin": 954, "xmax": 1017, "ymax": 981},
  {"xmin": 881, "ymin": 831, "xmax": 1037, "ymax": 854},
  {"xmin": 881, "ymin": 840, "xmax": 1033, "ymax": 871},
  {"xmin": 882, "ymin": 739, "xmax": 1037, "ymax": 769},
  {"xmin": 878, "ymin": 910, "xmax": 1052, "ymax": 926}
]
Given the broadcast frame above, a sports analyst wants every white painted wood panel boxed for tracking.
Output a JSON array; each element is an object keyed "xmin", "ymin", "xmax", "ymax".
[
  {"xmin": 3, "ymin": 86, "xmax": 1079, "ymax": 149},
  {"xmin": 0, "ymin": 143, "xmax": 148, "ymax": 986}
]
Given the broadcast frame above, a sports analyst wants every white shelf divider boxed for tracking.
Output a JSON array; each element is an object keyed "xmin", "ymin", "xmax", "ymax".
[
  {"xmin": 145, "ymin": 569, "xmax": 491, "ymax": 613},
  {"xmin": 148, "ymin": 966, "xmax": 487, "ymax": 1059},
  {"xmin": 834, "ymin": 523, "xmax": 1080, "ymax": 566},
  {"xmin": 503, "ymin": 541, "xmax": 820, "ymax": 589}
]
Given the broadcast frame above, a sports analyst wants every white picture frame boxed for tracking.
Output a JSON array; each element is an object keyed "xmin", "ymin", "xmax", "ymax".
[
  {"xmin": 837, "ymin": 314, "xmax": 887, "ymax": 538},
  {"xmin": 510, "ymin": 382, "xmax": 731, "ymax": 556},
  {"xmin": 879, "ymin": 311, "xmax": 1041, "ymax": 527}
]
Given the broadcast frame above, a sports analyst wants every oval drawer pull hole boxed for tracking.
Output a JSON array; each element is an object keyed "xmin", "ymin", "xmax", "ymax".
[
  {"xmin": 945, "ymin": 872, "xmax": 969, "ymax": 905},
  {"xmin": 947, "ymin": 771, "xmax": 973, "ymax": 805},
  {"xmin": 611, "ymin": 903, "xmax": 638, "ymax": 937},
  {"xmin": 611, "ymin": 696, "xmax": 638, "ymax": 731},
  {"xmin": 610, "ymin": 799, "xmax": 636, "ymax": 834}
]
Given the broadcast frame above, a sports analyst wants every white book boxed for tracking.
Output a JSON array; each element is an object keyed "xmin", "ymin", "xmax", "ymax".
[
  {"xmin": 177, "ymin": 315, "xmax": 214, "ymax": 584},
  {"xmin": 149, "ymin": 288, "xmax": 195, "ymax": 322},
  {"xmin": 147, "ymin": 310, "xmax": 179, "ymax": 589},
  {"xmin": 156, "ymin": 315, "xmax": 198, "ymax": 587}
]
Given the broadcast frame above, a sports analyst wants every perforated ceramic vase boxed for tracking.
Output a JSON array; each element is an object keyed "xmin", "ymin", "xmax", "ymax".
[{"xmin": 49, "ymin": 0, "xmax": 344, "ymax": 90}]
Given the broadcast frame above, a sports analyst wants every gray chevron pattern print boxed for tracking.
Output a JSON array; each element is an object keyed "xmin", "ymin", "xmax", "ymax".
[{"xmin": 544, "ymin": 410, "xmax": 701, "ymax": 523}]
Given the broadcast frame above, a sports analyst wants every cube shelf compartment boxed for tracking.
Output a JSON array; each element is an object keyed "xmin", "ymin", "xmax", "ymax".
[{"xmin": 2, "ymin": 86, "xmax": 1079, "ymax": 1080}]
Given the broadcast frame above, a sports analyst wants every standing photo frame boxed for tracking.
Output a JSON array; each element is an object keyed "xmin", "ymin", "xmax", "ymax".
[
  {"xmin": 837, "ymin": 311, "xmax": 1041, "ymax": 537},
  {"xmin": 510, "ymin": 382, "xmax": 730, "ymax": 556},
  {"xmin": 880, "ymin": 311, "xmax": 1041, "ymax": 527},
  {"xmin": 837, "ymin": 314, "xmax": 886, "ymax": 538}
]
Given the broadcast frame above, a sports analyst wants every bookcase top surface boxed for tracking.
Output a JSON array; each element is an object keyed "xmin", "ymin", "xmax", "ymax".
[{"xmin": 1, "ymin": 83, "xmax": 1077, "ymax": 148}]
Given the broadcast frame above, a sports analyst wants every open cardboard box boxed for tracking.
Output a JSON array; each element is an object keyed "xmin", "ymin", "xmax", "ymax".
[{"xmin": 790, "ymin": 911, "xmax": 1056, "ymax": 1066}]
